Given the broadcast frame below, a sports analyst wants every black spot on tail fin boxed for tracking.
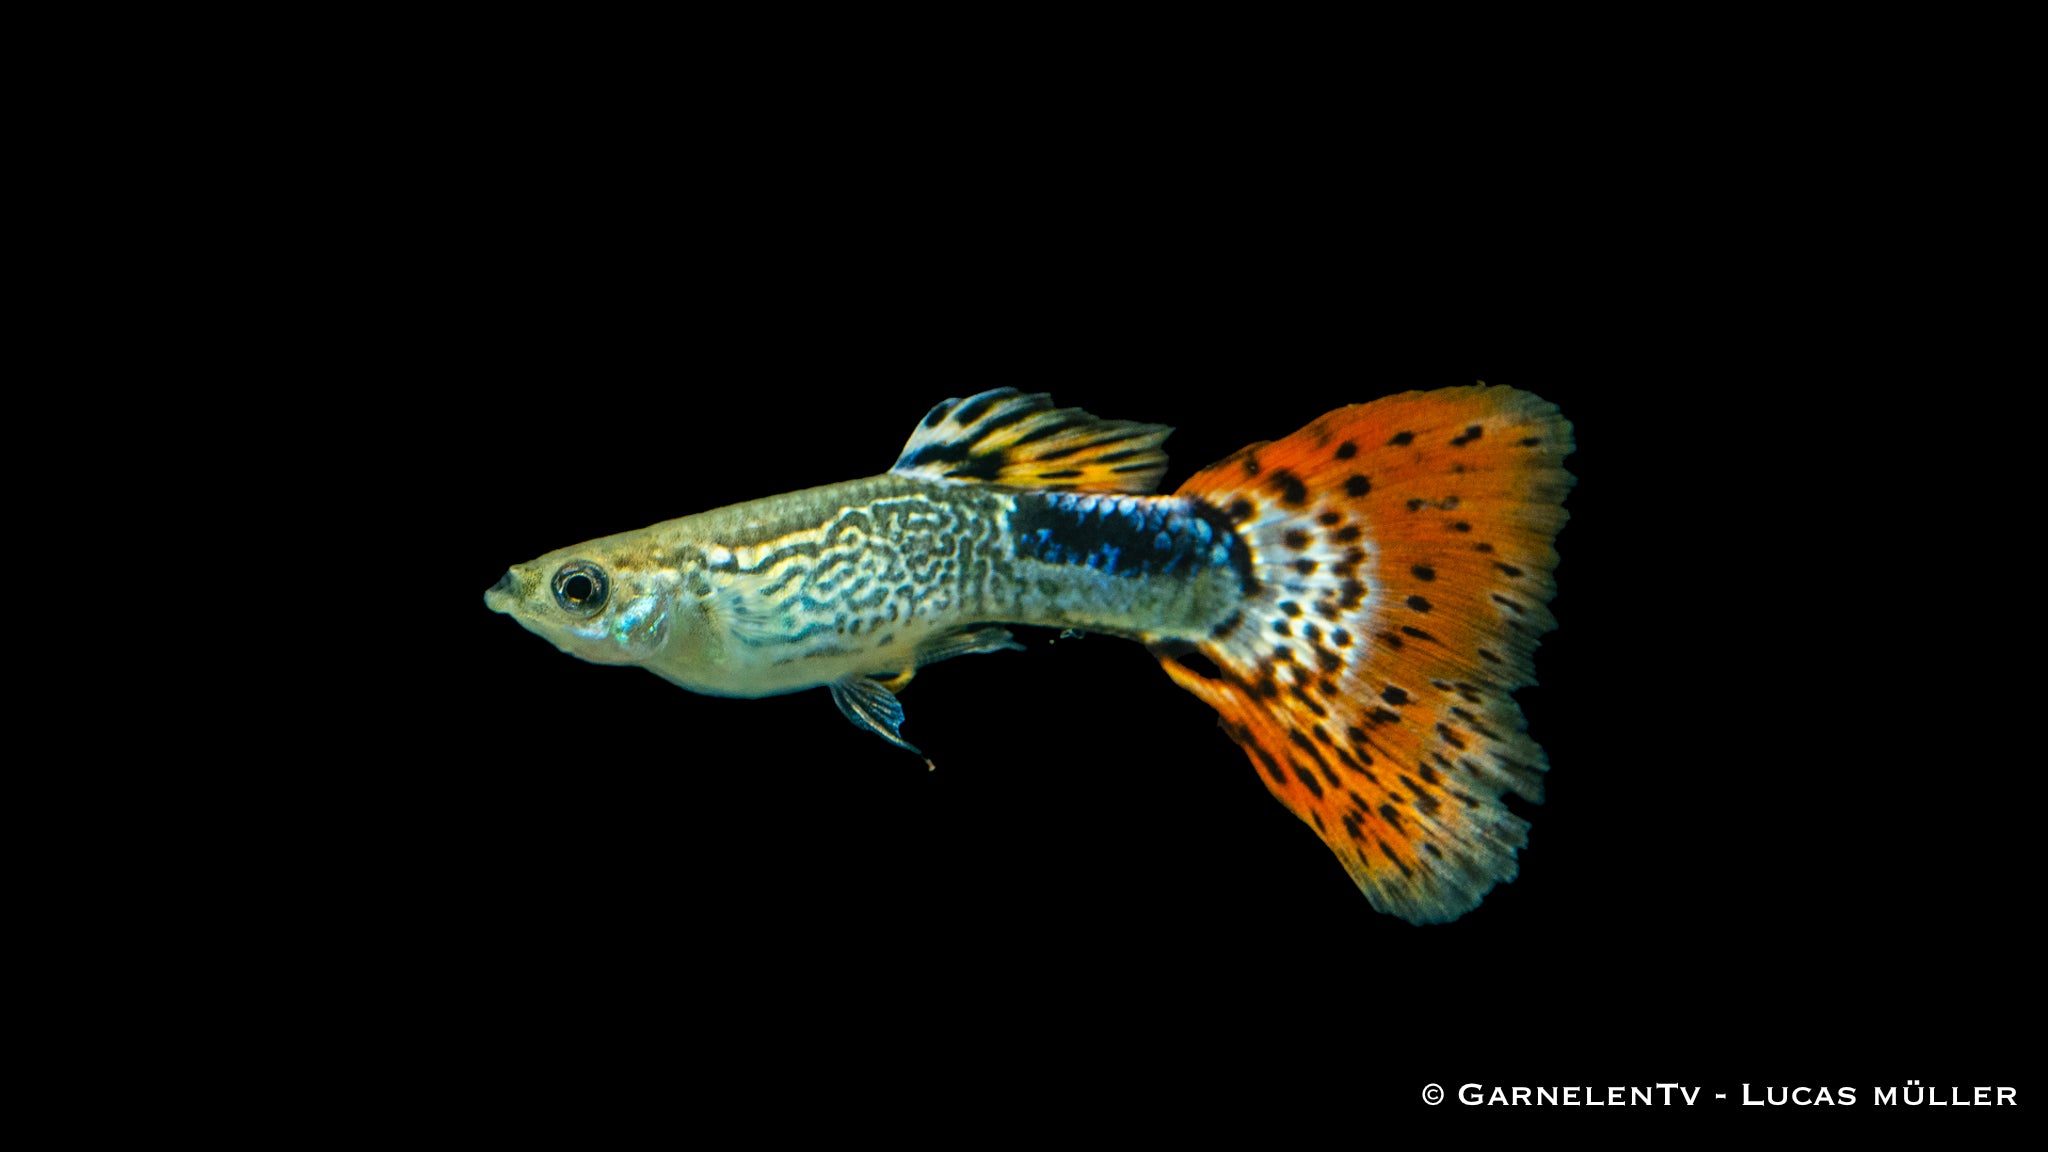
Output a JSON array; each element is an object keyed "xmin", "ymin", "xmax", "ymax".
[{"xmin": 1158, "ymin": 386, "xmax": 1573, "ymax": 923}]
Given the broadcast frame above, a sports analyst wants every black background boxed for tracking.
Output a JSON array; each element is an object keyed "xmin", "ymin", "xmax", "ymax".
[
  {"xmin": 395, "ymin": 328, "xmax": 2020, "ymax": 1112},
  {"xmin": 277, "ymin": 104, "xmax": 2030, "ymax": 1124}
]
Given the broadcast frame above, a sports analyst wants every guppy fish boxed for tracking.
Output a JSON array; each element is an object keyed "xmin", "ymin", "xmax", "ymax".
[{"xmin": 486, "ymin": 386, "xmax": 1572, "ymax": 923}]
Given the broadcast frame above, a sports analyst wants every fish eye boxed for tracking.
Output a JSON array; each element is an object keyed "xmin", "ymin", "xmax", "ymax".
[{"xmin": 551, "ymin": 561, "xmax": 609, "ymax": 615}]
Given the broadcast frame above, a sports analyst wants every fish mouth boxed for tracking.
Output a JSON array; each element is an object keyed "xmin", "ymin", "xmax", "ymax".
[{"xmin": 483, "ymin": 569, "xmax": 521, "ymax": 614}]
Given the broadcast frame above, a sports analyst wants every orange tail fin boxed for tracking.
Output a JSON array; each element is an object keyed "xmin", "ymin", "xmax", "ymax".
[{"xmin": 1159, "ymin": 386, "xmax": 1573, "ymax": 923}]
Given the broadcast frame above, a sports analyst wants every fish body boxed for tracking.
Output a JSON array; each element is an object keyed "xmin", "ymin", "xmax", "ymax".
[
  {"xmin": 488, "ymin": 386, "xmax": 1573, "ymax": 923},
  {"xmin": 486, "ymin": 474, "xmax": 1242, "ymax": 699}
]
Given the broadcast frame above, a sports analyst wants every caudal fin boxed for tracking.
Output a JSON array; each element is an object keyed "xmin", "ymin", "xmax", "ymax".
[{"xmin": 1158, "ymin": 386, "xmax": 1573, "ymax": 923}]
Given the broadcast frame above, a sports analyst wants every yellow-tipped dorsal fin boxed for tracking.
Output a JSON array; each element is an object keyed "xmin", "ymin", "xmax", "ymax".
[{"xmin": 891, "ymin": 388, "xmax": 1171, "ymax": 493}]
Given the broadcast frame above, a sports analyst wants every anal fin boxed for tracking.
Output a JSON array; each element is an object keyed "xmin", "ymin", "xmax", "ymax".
[
  {"xmin": 872, "ymin": 668, "xmax": 917, "ymax": 694},
  {"xmin": 914, "ymin": 626, "xmax": 1025, "ymax": 668},
  {"xmin": 832, "ymin": 628, "xmax": 1020, "ymax": 754}
]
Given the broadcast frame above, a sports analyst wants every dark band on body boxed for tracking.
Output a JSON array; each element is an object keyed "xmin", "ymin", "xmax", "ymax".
[{"xmin": 1010, "ymin": 493, "xmax": 1252, "ymax": 588}]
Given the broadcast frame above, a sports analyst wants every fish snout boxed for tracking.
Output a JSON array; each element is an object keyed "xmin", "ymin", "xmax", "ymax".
[{"xmin": 484, "ymin": 569, "xmax": 521, "ymax": 613}]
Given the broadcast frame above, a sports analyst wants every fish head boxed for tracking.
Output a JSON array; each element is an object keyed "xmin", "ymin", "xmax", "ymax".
[{"xmin": 485, "ymin": 538, "xmax": 678, "ymax": 667}]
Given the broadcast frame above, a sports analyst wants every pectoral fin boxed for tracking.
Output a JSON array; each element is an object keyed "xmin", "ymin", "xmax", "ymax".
[{"xmin": 830, "ymin": 674, "xmax": 921, "ymax": 754}]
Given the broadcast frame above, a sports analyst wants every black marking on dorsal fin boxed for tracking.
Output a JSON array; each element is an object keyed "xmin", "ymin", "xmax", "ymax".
[{"xmin": 891, "ymin": 388, "xmax": 1172, "ymax": 493}]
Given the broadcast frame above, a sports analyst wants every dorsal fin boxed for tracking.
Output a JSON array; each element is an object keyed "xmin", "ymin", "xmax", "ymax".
[{"xmin": 891, "ymin": 388, "xmax": 1171, "ymax": 493}]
